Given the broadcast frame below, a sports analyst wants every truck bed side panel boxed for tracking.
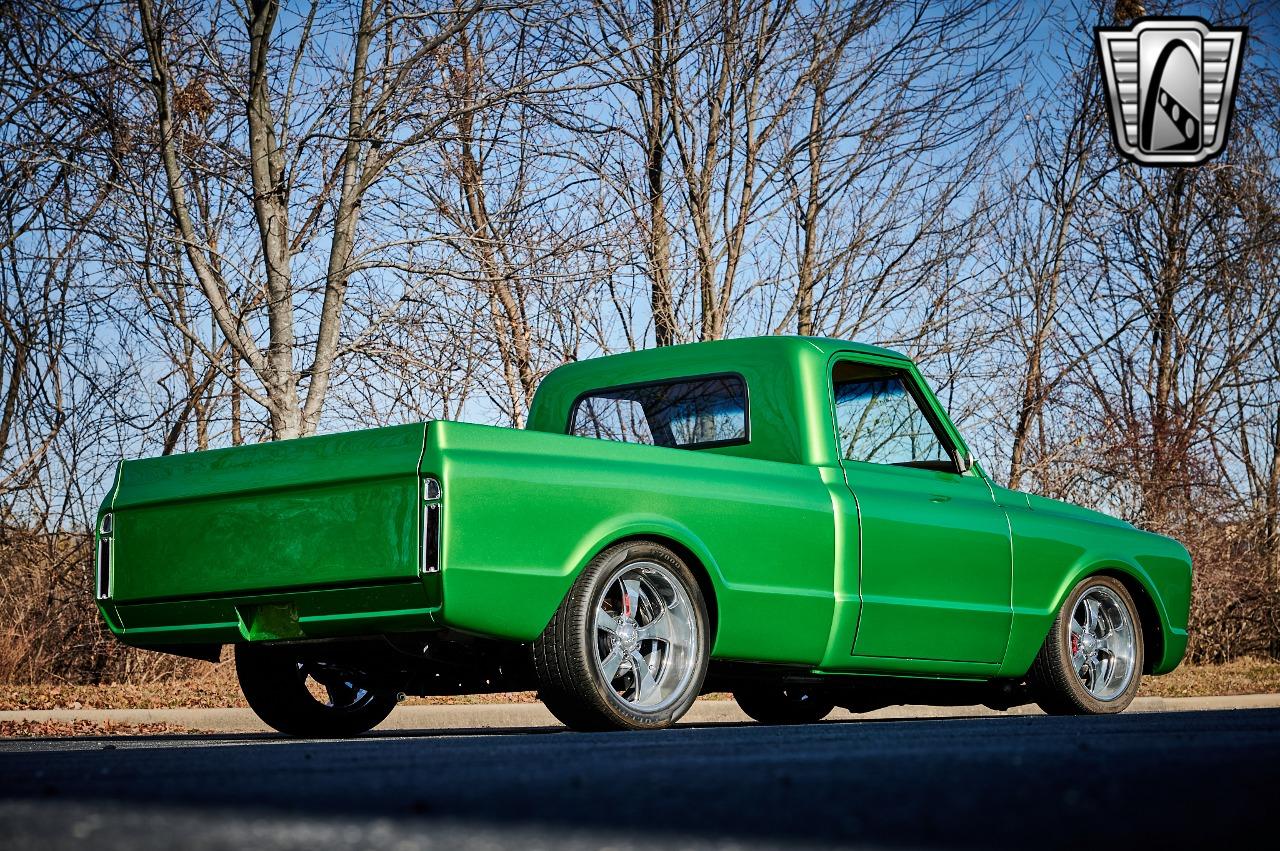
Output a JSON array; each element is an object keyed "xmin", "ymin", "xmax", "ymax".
[{"xmin": 427, "ymin": 422, "xmax": 837, "ymax": 666}]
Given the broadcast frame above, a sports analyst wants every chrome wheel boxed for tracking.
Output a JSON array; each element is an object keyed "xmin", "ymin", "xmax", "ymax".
[
  {"xmin": 298, "ymin": 660, "xmax": 382, "ymax": 713},
  {"xmin": 1069, "ymin": 586, "xmax": 1137, "ymax": 701},
  {"xmin": 593, "ymin": 561, "xmax": 698, "ymax": 712}
]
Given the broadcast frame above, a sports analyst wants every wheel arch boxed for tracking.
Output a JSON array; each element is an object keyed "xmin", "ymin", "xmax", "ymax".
[
  {"xmin": 1000, "ymin": 553, "xmax": 1185, "ymax": 679},
  {"xmin": 1056, "ymin": 561, "xmax": 1171, "ymax": 675},
  {"xmin": 544, "ymin": 517, "xmax": 726, "ymax": 649},
  {"xmin": 439, "ymin": 514, "xmax": 728, "ymax": 646},
  {"xmin": 611, "ymin": 533, "xmax": 720, "ymax": 648},
  {"xmin": 1089, "ymin": 567, "xmax": 1165, "ymax": 674}
]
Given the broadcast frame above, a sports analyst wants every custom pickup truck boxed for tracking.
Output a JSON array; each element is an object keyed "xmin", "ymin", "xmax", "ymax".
[{"xmin": 95, "ymin": 336, "xmax": 1191, "ymax": 736}]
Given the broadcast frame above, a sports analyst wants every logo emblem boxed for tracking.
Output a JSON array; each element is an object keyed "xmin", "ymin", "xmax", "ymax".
[{"xmin": 1095, "ymin": 17, "xmax": 1246, "ymax": 166}]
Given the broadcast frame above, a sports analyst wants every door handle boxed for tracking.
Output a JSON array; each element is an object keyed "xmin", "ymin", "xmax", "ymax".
[{"xmin": 929, "ymin": 495, "xmax": 951, "ymax": 503}]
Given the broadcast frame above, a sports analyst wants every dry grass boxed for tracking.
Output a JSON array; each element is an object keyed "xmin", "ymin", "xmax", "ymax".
[
  {"xmin": 0, "ymin": 662, "xmax": 245, "ymax": 711},
  {"xmin": 0, "ymin": 527, "xmax": 210, "ymax": 686},
  {"xmin": 0, "ymin": 679, "xmax": 548, "ymax": 711},
  {"xmin": 0, "ymin": 720, "xmax": 193, "ymax": 738},
  {"xmin": 1138, "ymin": 656, "xmax": 1280, "ymax": 698},
  {"xmin": 0, "ymin": 655, "xmax": 545, "ymax": 711}
]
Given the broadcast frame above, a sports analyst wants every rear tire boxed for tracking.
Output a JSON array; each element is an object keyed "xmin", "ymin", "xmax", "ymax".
[
  {"xmin": 1031, "ymin": 575, "xmax": 1144, "ymax": 715},
  {"xmin": 533, "ymin": 541, "xmax": 710, "ymax": 731},
  {"xmin": 734, "ymin": 686, "xmax": 835, "ymax": 725},
  {"xmin": 235, "ymin": 644, "xmax": 397, "ymax": 737}
]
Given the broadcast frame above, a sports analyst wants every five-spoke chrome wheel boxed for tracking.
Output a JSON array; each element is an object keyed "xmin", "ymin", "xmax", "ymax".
[
  {"xmin": 1069, "ymin": 586, "xmax": 1136, "ymax": 701},
  {"xmin": 533, "ymin": 540, "xmax": 710, "ymax": 730},
  {"xmin": 593, "ymin": 562, "xmax": 698, "ymax": 712},
  {"xmin": 1032, "ymin": 575, "xmax": 1144, "ymax": 715}
]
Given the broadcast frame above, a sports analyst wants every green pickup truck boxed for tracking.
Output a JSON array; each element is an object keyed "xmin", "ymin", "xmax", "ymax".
[{"xmin": 95, "ymin": 336, "xmax": 1191, "ymax": 735}]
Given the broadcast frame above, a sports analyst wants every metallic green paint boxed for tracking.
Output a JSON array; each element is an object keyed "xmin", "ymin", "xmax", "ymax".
[
  {"xmin": 96, "ymin": 335, "xmax": 1191, "ymax": 684},
  {"xmin": 103, "ymin": 422, "xmax": 428, "ymax": 602},
  {"xmin": 843, "ymin": 460, "xmax": 1013, "ymax": 664},
  {"xmin": 426, "ymin": 420, "xmax": 838, "ymax": 664},
  {"xmin": 994, "ymin": 489, "xmax": 1191, "ymax": 677},
  {"xmin": 104, "ymin": 580, "xmax": 439, "ymax": 645}
]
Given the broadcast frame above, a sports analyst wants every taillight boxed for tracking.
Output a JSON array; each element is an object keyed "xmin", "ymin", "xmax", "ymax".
[
  {"xmin": 96, "ymin": 513, "xmax": 113, "ymax": 599},
  {"xmin": 421, "ymin": 478, "xmax": 441, "ymax": 575}
]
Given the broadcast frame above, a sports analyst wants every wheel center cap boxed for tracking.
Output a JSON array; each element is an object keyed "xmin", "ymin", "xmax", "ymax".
[{"xmin": 616, "ymin": 621, "xmax": 637, "ymax": 651}]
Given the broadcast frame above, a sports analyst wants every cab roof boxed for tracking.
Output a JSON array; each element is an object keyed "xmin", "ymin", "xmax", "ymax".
[
  {"xmin": 533, "ymin": 336, "xmax": 904, "ymax": 396},
  {"xmin": 527, "ymin": 335, "xmax": 910, "ymax": 465}
]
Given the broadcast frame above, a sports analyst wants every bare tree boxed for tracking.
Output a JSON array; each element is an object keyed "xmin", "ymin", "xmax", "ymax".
[
  {"xmin": 0, "ymin": 1, "xmax": 115, "ymax": 508},
  {"xmin": 133, "ymin": 0, "xmax": 483, "ymax": 439},
  {"xmin": 770, "ymin": 0, "xmax": 1023, "ymax": 344},
  {"xmin": 574, "ymin": 0, "xmax": 681, "ymax": 346},
  {"xmin": 995, "ymin": 6, "xmax": 1118, "ymax": 491}
]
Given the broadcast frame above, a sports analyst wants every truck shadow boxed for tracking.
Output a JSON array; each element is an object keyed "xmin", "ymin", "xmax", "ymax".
[{"xmin": 0, "ymin": 710, "xmax": 1275, "ymax": 849}]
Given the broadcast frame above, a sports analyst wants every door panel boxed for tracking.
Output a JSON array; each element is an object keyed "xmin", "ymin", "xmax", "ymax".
[
  {"xmin": 845, "ymin": 462, "xmax": 1012, "ymax": 663},
  {"xmin": 829, "ymin": 359, "xmax": 1012, "ymax": 664}
]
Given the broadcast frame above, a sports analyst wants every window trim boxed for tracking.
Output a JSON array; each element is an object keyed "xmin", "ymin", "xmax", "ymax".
[
  {"xmin": 565, "ymin": 370, "xmax": 752, "ymax": 450},
  {"xmin": 830, "ymin": 361, "xmax": 964, "ymax": 474}
]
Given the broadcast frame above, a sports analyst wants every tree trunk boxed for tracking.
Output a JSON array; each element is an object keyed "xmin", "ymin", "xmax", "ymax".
[
  {"xmin": 246, "ymin": 0, "xmax": 301, "ymax": 439},
  {"xmin": 646, "ymin": 0, "xmax": 676, "ymax": 346},
  {"xmin": 1149, "ymin": 170, "xmax": 1189, "ymax": 521},
  {"xmin": 454, "ymin": 31, "xmax": 538, "ymax": 421},
  {"xmin": 795, "ymin": 75, "xmax": 825, "ymax": 337}
]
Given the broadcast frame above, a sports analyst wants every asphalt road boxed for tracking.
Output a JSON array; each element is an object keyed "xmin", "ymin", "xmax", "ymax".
[{"xmin": 1, "ymin": 708, "xmax": 1276, "ymax": 850}]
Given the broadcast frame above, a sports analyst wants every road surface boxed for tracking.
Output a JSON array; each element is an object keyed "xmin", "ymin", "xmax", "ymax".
[{"xmin": 2, "ymin": 708, "xmax": 1276, "ymax": 849}]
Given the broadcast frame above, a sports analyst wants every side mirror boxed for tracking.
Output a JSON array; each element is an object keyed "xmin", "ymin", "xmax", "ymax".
[{"xmin": 955, "ymin": 449, "xmax": 974, "ymax": 474}]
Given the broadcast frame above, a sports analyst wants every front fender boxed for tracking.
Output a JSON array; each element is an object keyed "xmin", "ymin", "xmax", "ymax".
[{"xmin": 997, "ymin": 506, "xmax": 1191, "ymax": 678}]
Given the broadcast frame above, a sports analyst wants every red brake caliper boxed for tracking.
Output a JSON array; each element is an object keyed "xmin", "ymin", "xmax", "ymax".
[{"xmin": 1071, "ymin": 633, "xmax": 1081, "ymax": 655}]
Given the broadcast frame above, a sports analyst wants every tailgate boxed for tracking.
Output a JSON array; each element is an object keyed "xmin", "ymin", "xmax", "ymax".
[{"xmin": 104, "ymin": 423, "xmax": 429, "ymax": 603}]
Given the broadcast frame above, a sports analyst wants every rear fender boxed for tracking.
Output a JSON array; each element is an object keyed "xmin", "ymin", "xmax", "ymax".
[{"xmin": 440, "ymin": 513, "xmax": 727, "ymax": 645}]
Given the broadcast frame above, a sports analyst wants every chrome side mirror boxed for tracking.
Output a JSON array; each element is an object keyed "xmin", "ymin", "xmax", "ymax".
[{"xmin": 955, "ymin": 449, "xmax": 974, "ymax": 474}]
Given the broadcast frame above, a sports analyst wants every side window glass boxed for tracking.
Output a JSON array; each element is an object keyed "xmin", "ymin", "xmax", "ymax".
[{"xmin": 833, "ymin": 367, "xmax": 951, "ymax": 468}]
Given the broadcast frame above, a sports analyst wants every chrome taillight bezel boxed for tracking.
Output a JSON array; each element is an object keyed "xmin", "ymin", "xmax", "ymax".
[{"xmin": 421, "ymin": 478, "xmax": 441, "ymax": 575}]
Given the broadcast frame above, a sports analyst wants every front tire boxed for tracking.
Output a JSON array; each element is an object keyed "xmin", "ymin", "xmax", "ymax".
[
  {"xmin": 533, "ymin": 541, "xmax": 710, "ymax": 731},
  {"xmin": 235, "ymin": 644, "xmax": 398, "ymax": 737},
  {"xmin": 1031, "ymin": 576, "xmax": 1143, "ymax": 715},
  {"xmin": 734, "ymin": 686, "xmax": 835, "ymax": 725}
]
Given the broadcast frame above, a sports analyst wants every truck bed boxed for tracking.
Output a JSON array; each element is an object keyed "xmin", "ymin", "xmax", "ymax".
[
  {"xmin": 98, "ymin": 423, "xmax": 437, "ymax": 645},
  {"xmin": 98, "ymin": 418, "xmax": 841, "ymax": 664}
]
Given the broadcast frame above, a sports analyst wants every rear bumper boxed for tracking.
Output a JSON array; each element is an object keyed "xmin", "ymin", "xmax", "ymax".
[{"xmin": 99, "ymin": 578, "xmax": 440, "ymax": 647}]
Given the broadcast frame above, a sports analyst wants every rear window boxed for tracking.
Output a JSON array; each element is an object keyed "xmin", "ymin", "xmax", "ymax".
[{"xmin": 569, "ymin": 375, "xmax": 748, "ymax": 449}]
